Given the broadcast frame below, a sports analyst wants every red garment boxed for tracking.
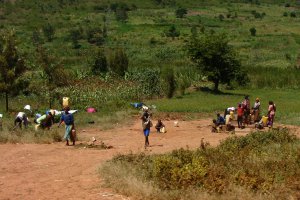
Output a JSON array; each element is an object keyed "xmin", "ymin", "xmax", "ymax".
[{"xmin": 237, "ymin": 107, "xmax": 244, "ymax": 117}]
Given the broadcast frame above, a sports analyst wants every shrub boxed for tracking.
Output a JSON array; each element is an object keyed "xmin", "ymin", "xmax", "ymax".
[
  {"xmin": 91, "ymin": 49, "xmax": 108, "ymax": 75},
  {"xmin": 115, "ymin": 7, "xmax": 128, "ymax": 22},
  {"xmin": 69, "ymin": 28, "xmax": 82, "ymax": 48},
  {"xmin": 283, "ymin": 12, "xmax": 288, "ymax": 17},
  {"xmin": 164, "ymin": 25, "xmax": 180, "ymax": 39},
  {"xmin": 109, "ymin": 48, "xmax": 128, "ymax": 77},
  {"xmin": 218, "ymin": 14, "xmax": 224, "ymax": 21},
  {"xmin": 42, "ymin": 23, "xmax": 55, "ymax": 42},
  {"xmin": 285, "ymin": 3, "xmax": 290, "ymax": 7},
  {"xmin": 175, "ymin": 7, "xmax": 187, "ymax": 18},
  {"xmin": 86, "ymin": 26, "xmax": 104, "ymax": 46},
  {"xmin": 290, "ymin": 11, "xmax": 297, "ymax": 18},
  {"xmin": 250, "ymin": 27, "xmax": 256, "ymax": 36},
  {"xmin": 161, "ymin": 67, "xmax": 176, "ymax": 98}
]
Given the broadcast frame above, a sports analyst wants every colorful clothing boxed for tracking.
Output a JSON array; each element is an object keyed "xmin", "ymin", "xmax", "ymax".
[{"xmin": 64, "ymin": 124, "xmax": 73, "ymax": 140}]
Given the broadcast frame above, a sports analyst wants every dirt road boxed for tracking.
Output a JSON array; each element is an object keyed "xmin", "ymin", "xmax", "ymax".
[{"xmin": 0, "ymin": 119, "xmax": 297, "ymax": 200}]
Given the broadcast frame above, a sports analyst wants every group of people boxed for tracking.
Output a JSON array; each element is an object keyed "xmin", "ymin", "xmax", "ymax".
[
  {"xmin": 14, "ymin": 106, "xmax": 76, "ymax": 146},
  {"xmin": 140, "ymin": 107, "xmax": 166, "ymax": 148},
  {"xmin": 212, "ymin": 96, "xmax": 276, "ymax": 132}
]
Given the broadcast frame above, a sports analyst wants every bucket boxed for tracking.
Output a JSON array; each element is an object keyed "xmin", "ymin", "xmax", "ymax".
[
  {"xmin": 262, "ymin": 116, "xmax": 268, "ymax": 126},
  {"xmin": 63, "ymin": 97, "xmax": 69, "ymax": 108}
]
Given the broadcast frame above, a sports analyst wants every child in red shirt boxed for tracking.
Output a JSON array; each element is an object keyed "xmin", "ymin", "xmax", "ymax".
[{"xmin": 237, "ymin": 104, "xmax": 244, "ymax": 128}]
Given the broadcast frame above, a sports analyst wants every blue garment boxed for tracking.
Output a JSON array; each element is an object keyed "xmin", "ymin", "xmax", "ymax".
[
  {"xmin": 64, "ymin": 125, "xmax": 72, "ymax": 140},
  {"xmin": 61, "ymin": 113, "xmax": 74, "ymax": 125},
  {"xmin": 217, "ymin": 116, "xmax": 225, "ymax": 125},
  {"xmin": 131, "ymin": 102, "xmax": 143, "ymax": 108},
  {"xmin": 143, "ymin": 129, "xmax": 150, "ymax": 137}
]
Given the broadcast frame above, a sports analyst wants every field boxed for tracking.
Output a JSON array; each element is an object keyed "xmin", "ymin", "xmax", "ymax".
[{"xmin": 1, "ymin": 0, "xmax": 300, "ymax": 199}]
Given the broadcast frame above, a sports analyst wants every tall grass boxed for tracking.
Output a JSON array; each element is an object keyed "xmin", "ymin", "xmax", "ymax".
[{"xmin": 100, "ymin": 129, "xmax": 300, "ymax": 200}]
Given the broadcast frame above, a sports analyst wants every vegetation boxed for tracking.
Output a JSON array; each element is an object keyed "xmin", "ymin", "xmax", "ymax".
[
  {"xmin": 188, "ymin": 33, "xmax": 245, "ymax": 91},
  {"xmin": 0, "ymin": 31, "xmax": 27, "ymax": 111},
  {"xmin": 100, "ymin": 129, "xmax": 300, "ymax": 200}
]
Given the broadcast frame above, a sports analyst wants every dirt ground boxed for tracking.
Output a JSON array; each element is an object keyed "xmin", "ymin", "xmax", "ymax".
[{"xmin": 0, "ymin": 119, "xmax": 299, "ymax": 200}]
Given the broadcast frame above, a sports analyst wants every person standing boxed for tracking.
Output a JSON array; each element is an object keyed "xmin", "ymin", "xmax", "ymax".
[
  {"xmin": 242, "ymin": 95, "xmax": 251, "ymax": 125},
  {"xmin": 58, "ymin": 107, "xmax": 75, "ymax": 146},
  {"xmin": 140, "ymin": 108, "xmax": 152, "ymax": 148},
  {"xmin": 237, "ymin": 104, "xmax": 244, "ymax": 128},
  {"xmin": 268, "ymin": 101, "xmax": 276, "ymax": 127},
  {"xmin": 253, "ymin": 98, "xmax": 261, "ymax": 122}
]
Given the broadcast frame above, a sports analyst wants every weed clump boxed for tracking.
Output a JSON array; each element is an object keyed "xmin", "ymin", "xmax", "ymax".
[{"xmin": 100, "ymin": 129, "xmax": 300, "ymax": 199}]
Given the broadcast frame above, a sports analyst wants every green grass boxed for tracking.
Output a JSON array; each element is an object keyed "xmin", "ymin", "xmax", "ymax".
[{"xmin": 147, "ymin": 88, "xmax": 300, "ymax": 125}]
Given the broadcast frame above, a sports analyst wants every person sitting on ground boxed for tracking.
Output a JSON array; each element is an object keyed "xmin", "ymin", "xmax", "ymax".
[
  {"xmin": 226, "ymin": 116, "xmax": 235, "ymax": 133},
  {"xmin": 216, "ymin": 113, "xmax": 225, "ymax": 126},
  {"xmin": 237, "ymin": 103, "xmax": 244, "ymax": 128},
  {"xmin": 255, "ymin": 116, "xmax": 264, "ymax": 130},
  {"xmin": 14, "ymin": 112, "xmax": 28, "ymax": 129},
  {"xmin": 155, "ymin": 119, "xmax": 165, "ymax": 133},
  {"xmin": 212, "ymin": 119, "xmax": 223, "ymax": 133}
]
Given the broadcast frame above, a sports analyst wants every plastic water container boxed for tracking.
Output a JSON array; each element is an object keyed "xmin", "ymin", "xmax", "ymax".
[
  {"xmin": 262, "ymin": 116, "xmax": 268, "ymax": 126},
  {"xmin": 63, "ymin": 97, "xmax": 69, "ymax": 108}
]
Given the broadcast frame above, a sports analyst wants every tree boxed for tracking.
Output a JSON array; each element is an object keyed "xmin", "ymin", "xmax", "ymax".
[
  {"xmin": 165, "ymin": 25, "xmax": 180, "ymax": 40},
  {"xmin": 91, "ymin": 49, "xmax": 108, "ymax": 75},
  {"xmin": 161, "ymin": 67, "xmax": 176, "ymax": 98},
  {"xmin": 250, "ymin": 27, "xmax": 256, "ymax": 36},
  {"xmin": 42, "ymin": 23, "xmax": 55, "ymax": 42},
  {"xmin": 187, "ymin": 33, "xmax": 244, "ymax": 91},
  {"xmin": 0, "ymin": 31, "xmax": 27, "ymax": 111},
  {"xmin": 175, "ymin": 7, "xmax": 187, "ymax": 18},
  {"xmin": 37, "ymin": 46, "xmax": 69, "ymax": 108},
  {"xmin": 109, "ymin": 48, "xmax": 128, "ymax": 77}
]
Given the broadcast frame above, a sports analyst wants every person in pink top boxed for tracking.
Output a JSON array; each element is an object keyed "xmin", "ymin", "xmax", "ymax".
[{"xmin": 268, "ymin": 101, "xmax": 276, "ymax": 127}]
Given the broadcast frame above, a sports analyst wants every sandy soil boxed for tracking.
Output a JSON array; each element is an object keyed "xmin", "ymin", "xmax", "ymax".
[{"xmin": 0, "ymin": 119, "xmax": 299, "ymax": 200}]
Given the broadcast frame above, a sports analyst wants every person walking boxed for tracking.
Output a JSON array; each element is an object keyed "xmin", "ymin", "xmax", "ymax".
[
  {"xmin": 58, "ymin": 107, "xmax": 75, "ymax": 146},
  {"xmin": 140, "ymin": 108, "xmax": 152, "ymax": 148}
]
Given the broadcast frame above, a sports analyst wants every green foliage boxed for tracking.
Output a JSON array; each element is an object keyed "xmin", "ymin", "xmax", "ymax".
[
  {"xmin": 175, "ymin": 7, "xmax": 187, "ymax": 18},
  {"xmin": 126, "ymin": 68, "xmax": 161, "ymax": 98},
  {"xmin": 283, "ymin": 12, "xmax": 288, "ymax": 17},
  {"xmin": 0, "ymin": 31, "xmax": 27, "ymax": 111},
  {"xmin": 187, "ymin": 33, "xmax": 246, "ymax": 91},
  {"xmin": 91, "ymin": 49, "xmax": 108, "ymax": 75},
  {"xmin": 290, "ymin": 11, "xmax": 297, "ymax": 18},
  {"xmin": 218, "ymin": 14, "xmax": 224, "ymax": 21},
  {"xmin": 36, "ymin": 46, "xmax": 70, "ymax": 108},
  {"xmin": 109, "ymin": 48, "xmax": 128, "ymax": 77},
  {"xmin": 42, "ymin": 23, "xmax": 55, "ymax": 42},
  {"xmin": 86, "ymin": 26, "xmax": 105, "ymax": 46},
  {"xmin": 249, "ymin": 27, "xmax": 256, "ymax": 36},
  {"xmin": 164, "ymin": 25, "xmax": 180, "ymax": 39},
  {"xmin": 115, "ymin": 8, "xmax": 129, "ymax": 22},
  {"xmin": 32, "ymin": 29, "xmax": 43, "ymax": 46},
  {"xmin": 161, "ymin": 67, "xmax": 176, "ymax": 98},
  {"xmin": 69, "ymin": 28, "xmax": 83, "ymax": 49},
  {"xmin": 251, "ymin": 10, "xmax": 265, "ymax": 19},
  {"xmin": 153, "ymin": 0, "xmax": 176, "ymax": 7},
  {"xmin": 102, "ymin": 129, "xmax": 300, "ymax": 198}
]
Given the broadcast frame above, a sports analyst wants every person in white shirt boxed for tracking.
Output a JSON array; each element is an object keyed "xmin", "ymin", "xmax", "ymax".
[{"xmin": 14, "ymin": 112, "xmax": 28, "ymax": 129}]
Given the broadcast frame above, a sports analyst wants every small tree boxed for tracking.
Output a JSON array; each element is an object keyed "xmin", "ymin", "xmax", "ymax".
[
  {"xmin": 175, "ymin": 7, "xmax": 187, "ymax": 18},
  {"xmin": 0, "ymin": 31, "xmax": 27, "ymax": 111},
  {"xmin": 187, "ymin": 33, "xmax": 244, "ymax": 91},
  {"xmin": 250, "ymin": 27, "xmax": 256, "ymax": 36},
  {"xmin": 165, "ymin": 25, "xmax": 180, "ymax": 40},
  {"xmin": 161, "ymin": 67, "xmax": 176, "ymax": 98},
  {"xmin": 42, "ymin": 23, "xmax": 55, "ymax": 42},
  {"xmin": 91, "ymin": 49, "xmax": 108, "ymax": 75},
  {"xmin": 115, "ymin": 7, "xmax": 128, "ymax": 22},
  {"xmin": 191, "ymin": 25, "xmax": 198, "ymax": 38},
  {"xmin": 69, "ymin": 28, "xmax": 81, "ymax": 49},
  {"xmin": 37, "ymin": 46, "xmax": 69, "ymax": 108},
  {"xmin": 219, "ymin": 14, "xmax": 225, "ymax": 21},
  {"xmin": 290, "ymin": 11, "xmax": 297, "ymax": 18},
  {"xmin": 109, "ymin": 48, "xmax": 128, "ymax": 77}
]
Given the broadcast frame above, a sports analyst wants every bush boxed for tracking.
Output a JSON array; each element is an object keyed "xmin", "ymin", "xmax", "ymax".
[
  {"xmin": 161, "ymin": 67, "xmax": 176, "ymax": 98},
  {"xmin": 42, "ymin": 23, "xmax": 55, "ymax": 42},
  {"xmin": 109, "ymin": 48, "xmax": 128, "ymax": 77},
  {"xmin": 218, "ymin": 14, "xmax": 224, "ymax": 21},
  {"xmin": 115, "ymin": 8, "xmax": 128, "ymax": 22},
  {"xmin": 285, "ymin": 3, "xmax": 290, "ymax": 7},
  {"xmin": 249, "ymin": 27, "xmax": 256, "ymax": 36},
  {"xmin": 91, "ymin": 49, "xmax": 108, "ymax": 75},
  {"xmin": 164, "ymin": 25, "xmax": 180, "ymax": 39},
  {"xmin": 86, "ymin": 26, "xmax": 105, "ymax": 46},
  {"xmin": 175, "ymin": 7, "xmax": 187, "ymax": 18},
  {"xmin": 290, "ymin": 11, "xmax": 297, "ymax": 18},
  {"xmin": 283, "ymin": 12, "xmax": 288, "ymax": 17},
  {"xmin": 69, "ymin": 28, "xmax": 83, "ymax": 48}
]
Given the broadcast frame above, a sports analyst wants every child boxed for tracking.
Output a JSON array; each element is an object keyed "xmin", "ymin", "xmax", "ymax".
[
  {"xmin": 141, "ymin": 108, "xmax": 152, "ymax": 148},
  {"xmin": 155, "ymin": 119, "xmax": 165, "ymax": 133},
  {"xmin": 237, "ymin": 104, "xmax": 244, "ymax": 128}
]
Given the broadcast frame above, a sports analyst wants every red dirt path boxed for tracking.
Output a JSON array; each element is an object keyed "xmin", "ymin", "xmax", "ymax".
[{"xmin": 0, "ymin": 119, "xmax": 299, "ymax": 200}]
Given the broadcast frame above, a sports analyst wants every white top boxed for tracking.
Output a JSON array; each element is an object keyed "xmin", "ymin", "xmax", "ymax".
[
  {"xmin": 16, "ymin": 112, "xmax": 25, "ymax": 119},
  {"xmin": 227, "ymin": 107, "xmax": 235, "ymax": 112}
]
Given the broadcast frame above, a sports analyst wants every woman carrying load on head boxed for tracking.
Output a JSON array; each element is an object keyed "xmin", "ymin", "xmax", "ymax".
[
  {"xmin": 252, "ymin": 98, "xmax": 260, "ymax": 123},
  {"xmin": 267, "ymin": 101, "xmax": 276, "ymax": 127},
  {"xmin": 140, "ymin": 107, "xmax": 152, "ymax": 149},
  {"xmin": 58, "ymin": 107, "xmax": 75, "ymax": 146}
]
